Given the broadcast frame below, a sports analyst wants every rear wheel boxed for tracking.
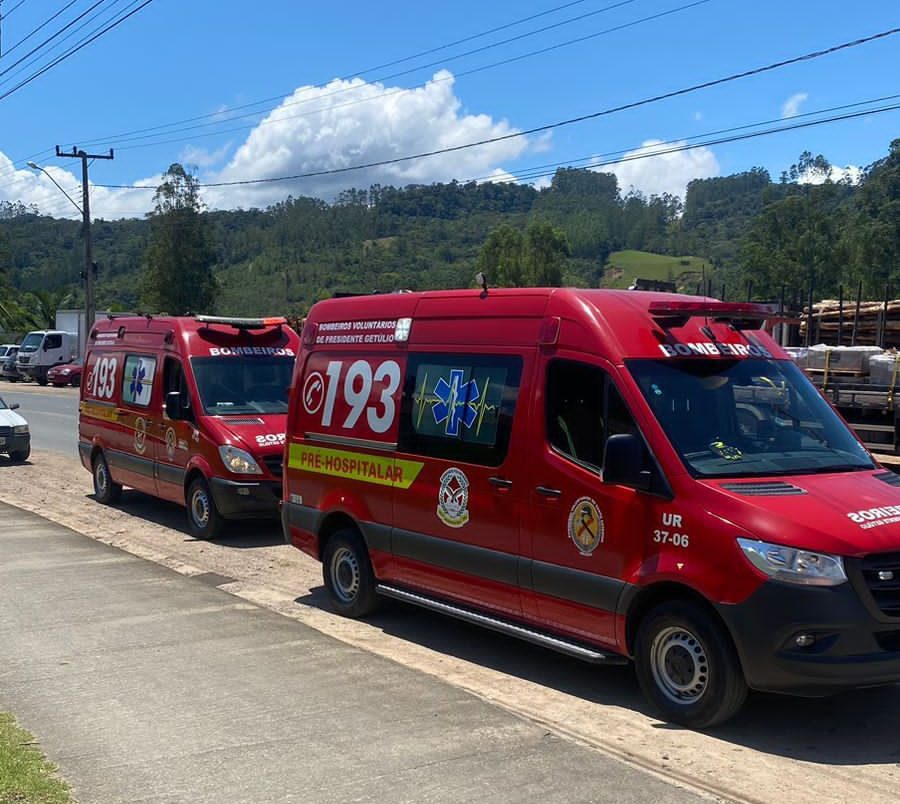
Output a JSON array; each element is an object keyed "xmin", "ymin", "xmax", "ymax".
[
  {"xmin": 635, "ymin": 600, "xmax": 747, "ymax": 729},
  {"xmin": 322, "ymin": 529, "xmax": 379, "ymax": 618},
  {"xmin": 92, "ymin": 452, "xmax": 122, "ymax": 504},
  {"xmin": 187, "ymin": 476, "xmax": 224, "ymax": 540}
]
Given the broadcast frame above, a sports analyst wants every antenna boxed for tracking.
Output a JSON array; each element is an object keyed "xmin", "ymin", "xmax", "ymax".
[{"xmin": 475, "ymin": 272, "xmax": 488, "ymax": 293}]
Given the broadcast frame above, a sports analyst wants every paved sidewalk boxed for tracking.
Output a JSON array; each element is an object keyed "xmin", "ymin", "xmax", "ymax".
[{"xmin": 0, "ymin": 502, "xmax": 703, "ymax": 803}]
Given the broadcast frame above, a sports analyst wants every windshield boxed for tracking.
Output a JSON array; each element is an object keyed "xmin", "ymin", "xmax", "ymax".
[
  {"xmin": 19, "ymin": 333, "xmax": 43, "ymax": 353},
  {"xmin": 629, "ymin": 358, "xmax": 874, "ymax": 478},
  {"xmin": 191, "ymin": 356, "xmax": 293, "ymax": 415},
  {"xmin": 0, "ymin": 398, "xmax": 7, "ymax": 410}
]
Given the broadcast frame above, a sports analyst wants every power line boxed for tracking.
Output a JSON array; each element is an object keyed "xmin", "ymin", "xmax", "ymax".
[
  {"xmin": 94, "ymin": 26, "xmax": 900, "ymax": 191},
  {"xmin": 0, "ymin": 0, "xmax": 154, "ymax": 101},
  {"xmin": 0, "ymin": 0, "xmax": 114, "ymax": 81},
  {"xmin": 1, "ymin": 0, "xmax": 28, "ymax": 18},
  {"xmin": 79, "ymin": 0, "xmax": 710, "ymax": 153},
  {"xmin": 0, "ymin": 0, "xmax": 81, "ymax": 59}
]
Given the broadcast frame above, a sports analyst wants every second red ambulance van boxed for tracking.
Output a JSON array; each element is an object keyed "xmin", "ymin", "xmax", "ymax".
[
  {"xmin": 80, "ymin": 314, "xmax": 298, "ymax": 539},
  {"xmin": 283, "ymin": 288, "xmax": 900, "ymax": 727}
]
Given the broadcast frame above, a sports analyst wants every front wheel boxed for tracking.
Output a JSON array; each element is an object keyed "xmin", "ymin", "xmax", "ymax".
[
  {"xmin": 322, "ymin": 529, "xmax": 379, "ymax": 618},
  {"xmin": 186, "ymin": 476, "xmax": 224, "ymax": 540},
  {"xmin": 634, "ymin": 600, "xmax": 747, "ymax": 729},
  {"xmin": 92, "ymin": 452, "xmax": 122, "ymax": 504},
  {"xmin": 9, "ymin": 446, "xmax": 30, "ymax": 462}
]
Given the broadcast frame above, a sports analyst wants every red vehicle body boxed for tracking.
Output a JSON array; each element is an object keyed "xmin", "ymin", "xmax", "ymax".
[
  {"xmin": 282, "ymin": 288, "xmax": 900, "ymax": 727},
  {"xmin": 47, "ymin": 359, "xmax": 82, "ymax": 387},
  {"xmin": 79, "ymin": 315, "xmax": 298, "ymax": 539}
]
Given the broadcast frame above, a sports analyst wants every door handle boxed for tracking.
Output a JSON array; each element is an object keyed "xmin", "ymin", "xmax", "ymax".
[
  {"xmin": 535, "ymin": 485, "xmax": 562, "ymax": 498},
  {"xmin": 489, "ymin": 476, "xmax": 513, "ymax": 488}
]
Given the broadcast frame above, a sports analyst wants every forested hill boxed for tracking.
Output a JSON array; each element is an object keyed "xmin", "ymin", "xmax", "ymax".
[{"xmin": 1, "ymin": 139, "xmax": 898, "ymax": 318}]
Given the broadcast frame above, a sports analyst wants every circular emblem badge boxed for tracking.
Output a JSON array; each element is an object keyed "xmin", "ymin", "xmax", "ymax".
[
  {"xmin": 437, "ymin": 467, "xmax": 470, "ymax": 528},
  {"xmin": 133, "ymin": 416, "xmax": 147, "ymax": 455},
  {"xmin": 165, "ymin": 427, "xmax": 177, "ymax": 460},
  {"xmin": 302, "ymin": 371, "xmax": 325, "ymax": 415},
  {"xmin": 568, "ymin": 496, "xmax": 604, "ymax": 555}
]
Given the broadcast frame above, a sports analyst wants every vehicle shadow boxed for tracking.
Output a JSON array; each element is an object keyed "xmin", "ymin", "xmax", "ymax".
[
  {"xmin": 294, "ymin": 590, "xmax": 900, "ymax": 765},
  {"xmin": 0, "ymin": 459, "xmax": 32, "ymax": 467},
  {"xmin": 85, "ymin": 489, "xmax": 285, "ymax": 547}
]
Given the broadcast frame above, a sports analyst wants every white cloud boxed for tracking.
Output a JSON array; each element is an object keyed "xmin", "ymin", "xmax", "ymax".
[
  {"xmin": 594, "ymin": 139, "xmax": 719, "ymax": 200},
  {"xmin": 2, "ymin": 71, "xmax": 532, "ymax": 217},
  {"xmin": 481, "ymin": 168, "xmax": 517, "ymax": 184},
  {"xmin": 204, "ymin": 70, "xmax": 529, "ymax": 209},
  {"xmin": 0, "ymin": 151, "xmax": 159, "ymax": 220},
  {"xmin": 179, "ymin": 142, "xmax": 232, "ymax": 169},
  {"xmin": 781, "ymin": 92, "xmax": 808, "ymax": 119},
  {"xmin": 798, "ymin": 164, "xmax": 863, "ymax": 185}
]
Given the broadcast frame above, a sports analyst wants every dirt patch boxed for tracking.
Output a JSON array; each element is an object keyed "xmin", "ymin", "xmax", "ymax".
[{"xmin": 2, "ymin": 451, "xmax": 899, "ymax": 804}]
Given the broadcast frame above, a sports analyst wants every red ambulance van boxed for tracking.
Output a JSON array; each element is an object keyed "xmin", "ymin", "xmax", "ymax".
[
  {"xmin": 80, "ymin": 314, "xmax": 298, "ymax": 539},
  {"xmin": 282, "ymin": 288, "xmax": 900, "ymax": 727}
]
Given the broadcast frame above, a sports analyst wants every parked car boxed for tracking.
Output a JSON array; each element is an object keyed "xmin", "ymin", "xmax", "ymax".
[
  {"xmin": 0, "ymin": 395, "xmax": 30, "ymax": 462},
  {"xmin": 0, "ymin": 353, "xmax": 21, "ymax": 382},
  {"xmin": 47, "ymin": 359, "xmax": 83, "ymax": 387},
  {"xmin": 0, "ymin": 344, "xmax": 19, "ymax": 360}
]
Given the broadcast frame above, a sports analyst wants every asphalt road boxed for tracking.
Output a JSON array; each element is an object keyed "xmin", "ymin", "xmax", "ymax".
[{"xmin": 0, "ymin": 383, "xmax": 79, "ymax": 457}]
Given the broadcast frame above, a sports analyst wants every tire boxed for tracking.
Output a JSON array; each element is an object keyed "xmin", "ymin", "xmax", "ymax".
[
  {"xmin": 36, "ymin": 376, "xmax": 47, "ymax": 386},
  {"xmin": 9, "ymin": 446, "xmax": 30, "ymax": 462},
  {"xmin": 92, "ymin": 452, "xmax": 122, "ymax": 504},
  {"xmin": 71, "ymin": 375, "xmax": 80, "ymax": 387},
  {"xmin": 322, "ymin": 529, "xmax": 380, "ymax": 618},
  {"xmin": 186, "ymin": 476, "xmax": 224, "ymax": 540},
  {"xmin": 634, "ymin": 600, "xmax": 748, "ymax": 729}
]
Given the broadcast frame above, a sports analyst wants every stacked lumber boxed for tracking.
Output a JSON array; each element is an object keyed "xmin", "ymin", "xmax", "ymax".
[{"xmin": 799, "ymin": 299, "xmax": 900, "ymax": 348}]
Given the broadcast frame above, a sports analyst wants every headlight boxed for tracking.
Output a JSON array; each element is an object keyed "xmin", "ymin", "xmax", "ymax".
[
  {"xmin": 61, "ymin": 369, "xmax": 71, "ymax": 375},
  {"xmin": 737, "ymin": 538, "xmax": 847, "ymax": 586},
  {"xmin": 13, "ymin": 425, "xmax": 29, "ymax": 435},
  {"xmin": 218, "ymin": 445, "xmax": 262, "ymax": 475}
]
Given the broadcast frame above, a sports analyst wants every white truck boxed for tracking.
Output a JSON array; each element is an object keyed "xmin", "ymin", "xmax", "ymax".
[{"xmin": 15, "ymin": 330, "xmax": 78, "ymax": 385}]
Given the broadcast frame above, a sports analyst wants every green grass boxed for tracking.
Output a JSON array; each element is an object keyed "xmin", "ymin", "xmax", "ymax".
[
  {"xmin": 0, "ymin": 714, "xmax": 72, "ymax": 804},
  {"xmin": 601, "ymin": 250, "xmax": 711, "ymax": 291}
]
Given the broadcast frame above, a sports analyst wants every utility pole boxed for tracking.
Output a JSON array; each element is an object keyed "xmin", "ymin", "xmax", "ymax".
[{"xmin": 55, "ymin": 146, "xmax": 114, "ymax": 356}]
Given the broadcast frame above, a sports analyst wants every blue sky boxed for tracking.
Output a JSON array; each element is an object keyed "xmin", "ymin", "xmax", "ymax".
[{"xmin": 0, "ymin": 0, "xmax": 897, "ymax": 219}]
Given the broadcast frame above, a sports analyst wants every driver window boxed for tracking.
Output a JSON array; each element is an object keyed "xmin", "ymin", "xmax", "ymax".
[
  {"xmin": 164, "ymin": 357, "xmax": 193, "ymax": 422},
  {"xmin": 546, "ymin": 360, "xmax": 606, "ymax": 468}
]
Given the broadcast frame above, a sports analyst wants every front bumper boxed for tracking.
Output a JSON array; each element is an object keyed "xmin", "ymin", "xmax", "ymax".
[
  {"xmin": 209, "ymin": 477, "xmax": 281, "ymax": 519},
  {"xmin": 0, "ymin": 433, "xmax": 30, "ymax": 454},
  {"xmin": 717, "ymin": 580, "xmax": 900, "ymax": 696}
]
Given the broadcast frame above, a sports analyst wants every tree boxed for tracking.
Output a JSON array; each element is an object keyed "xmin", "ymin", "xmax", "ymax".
[
  {"xmin": 140, "ymin": 163, "xmax": 217, "ymax": 314},
  {"xmin": 477, "ymin": 224, "xmax": 525, "ymax": 286},
  {"xmin": 524, "ymin": 220, "xmax": 569, "ymax": 286}
]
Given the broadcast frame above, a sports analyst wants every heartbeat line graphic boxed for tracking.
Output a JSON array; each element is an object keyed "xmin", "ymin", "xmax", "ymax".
[{"xmin": 413, "ymin": 370, "xmax": 497, "ymax": 436}]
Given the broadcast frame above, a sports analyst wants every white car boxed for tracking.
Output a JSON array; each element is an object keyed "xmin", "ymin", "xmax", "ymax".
[{"xmin": 0, "ymin": 396, "xmax": 30, "ymax": 462}]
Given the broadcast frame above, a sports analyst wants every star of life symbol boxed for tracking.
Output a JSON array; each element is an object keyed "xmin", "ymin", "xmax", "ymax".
[{"xmin": 433, "ymin": 369, "xmax": 479, "ymax": 436}]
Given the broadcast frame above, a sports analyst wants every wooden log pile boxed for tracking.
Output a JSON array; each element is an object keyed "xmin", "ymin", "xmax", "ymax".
[{"xmin": 799, "ymin": 299, "xmax": 900, "ymax": 348}]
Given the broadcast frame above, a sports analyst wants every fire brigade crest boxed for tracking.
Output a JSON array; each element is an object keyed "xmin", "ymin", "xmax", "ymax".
[
  {"xmin": 568, "ymin": 496, "xmax": 604, "ymax": 555},
  {"xmin": 437, "ymin": 467, "xmax": 470, "ymax": 528}
]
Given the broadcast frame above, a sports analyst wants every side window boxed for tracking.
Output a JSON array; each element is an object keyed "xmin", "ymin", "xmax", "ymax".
[
  {"xmin": 546, "ymin": 360, "xmax": 641, "ymax": 470},
  {"xmin": 399, "ymin": 354, "xmax": 522, "ymax": 466},
  {"xmin": 163, "ymin": 357, "xmax": 193, "ymax": 421},
  {"xmin": 121, "ymin": 354, "xmax": 157, "ymax": 408},
  {"xmin": 44, "ymin": 334, "xmax": 62, "ymax": 350}
]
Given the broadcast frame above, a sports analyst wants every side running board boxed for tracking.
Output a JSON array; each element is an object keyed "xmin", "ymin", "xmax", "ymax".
[{"xmin": 376, "ymin": 584, "xmax": 628, "ymax": 665}]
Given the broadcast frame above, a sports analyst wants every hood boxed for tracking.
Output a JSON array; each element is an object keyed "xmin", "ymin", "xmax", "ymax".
[
  {"xmin": 206, "ymin": 413, "xmax": 288, "ymax": 456},
  {"xmin": 699, "ymin": 470, "xmax": 900, "ymax": 556},
  {"xmin": 0, "ymin": 407, "xmax": 27, "ymax": 428}
]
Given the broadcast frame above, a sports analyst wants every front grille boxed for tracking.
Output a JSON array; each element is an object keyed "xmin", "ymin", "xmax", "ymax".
[
  {"xmin": 17, "ymin": 355, "xmax": 29, "ymax": 365},
  {"xmin": 858, "ymin": 552, "xmax": 900, "ymax": 618},
  {"xmin": 262, "ymin": 455, "xmax": 283, "ymax": 477},
  {"xmin": 719, "ymin": 481, "xmax": 806, "ymax": 496},
  {"xmin": 0, "ymin": 425, "xmax": 11, "ymax": 437}
]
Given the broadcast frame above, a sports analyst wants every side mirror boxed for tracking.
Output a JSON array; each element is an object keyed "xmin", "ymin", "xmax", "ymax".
[
  {"xmin": 10, "ymin": 403, "xmax": 19, "ymax": 410},
  {"xmin": 42, "ymin": 341, "xmax": 49, "ymax": 351},
  {"xmin": 603, "ymin": 433, "xmax": 652, "ymax": 491},
  {"xmin": 165, "ymin": 391, "xmax": 185, "ymax": 420}
]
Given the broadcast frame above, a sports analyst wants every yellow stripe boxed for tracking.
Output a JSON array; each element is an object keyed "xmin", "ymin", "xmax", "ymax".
[
  {"xmin": 288, "ymin": 443, "xmax": 423, "ymax": 489},
  {"xmin": 79, "ymin": 401, "xmax": 120, "ymax": 423}
]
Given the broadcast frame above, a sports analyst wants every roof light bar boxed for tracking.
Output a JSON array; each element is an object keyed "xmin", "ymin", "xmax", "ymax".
[
  {"xmin": 194, "ymin": 315, "xmax": 286, "ymax": 330},
  {"xmin": 648, "ymin": 301, "xmax": 773, "ymax": 320}
]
